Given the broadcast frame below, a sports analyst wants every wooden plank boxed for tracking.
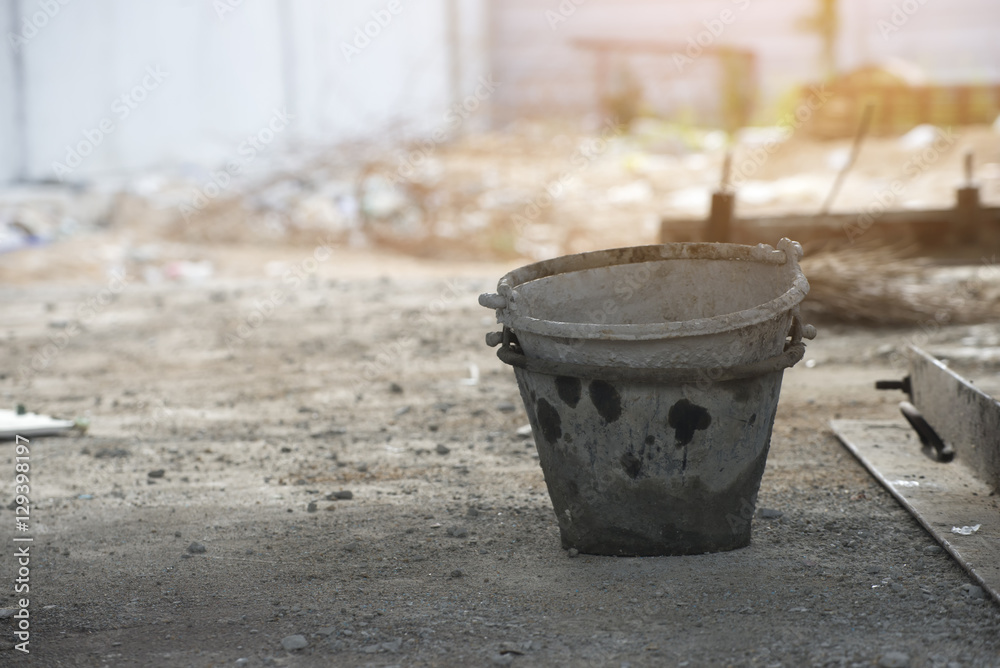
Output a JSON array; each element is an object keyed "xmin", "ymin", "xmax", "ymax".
[
  {"xmin": 832, "ymin": 419, "xmax": 1000, "ymax": 606},
  {"xmin": 910, "ymin": 346, "xmax": 1000, "ymax": 493}
]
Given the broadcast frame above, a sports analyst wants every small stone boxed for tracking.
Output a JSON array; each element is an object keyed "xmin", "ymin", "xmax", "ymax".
[
  {"xmin": 389, "ymin": 382, "xmax": 404, "ymax": 394},
  {"xmin": 962, "ymin": 583, "xmax": 986, "ymax": 599},
  {"xmin": 435, "ymin": 444, "xmax": 450, "ymax": 455},
  {"xmin": 0, "ymin": 609, "xmax": 15, "ymax": 619},
  {"xmin": 382, "ymin": 638, "xmax": 402, "ymax": 652},
  {"xmin": 491, "ymin": 653, "xmax": 514, "ymax": 666},
  {"xmin": 148, "ymin": 469, "xmax": 166, "ymax": 479},
  {"xmin": 326, "ymin": 490, "xmax": 353, "ymax": 500},
  {"xmin": 567, "ymin": 548, "xmax": 579, "ymax": 558},
  {"xmin": 235, "ymin": 659, "xmax": 249, "ymax": 666},
  {"xmin": 515, "ymin": 424, "xmax": 533, "ymax": 438},
  {"xmin": 280, "ymin": 634, "xmax": 308, "ymax": 651},
  {"xmin": 307, "ymin": 502, "xmax": 318, "ymax": 513},
  {"xmin": 187, "ymin": 542, "xmax": 207, "ymax": 554},
  {"xmin": 878, "ymin": 651, "xmax": 910, "ymax": 668},
  {"xmin": 466, "ymin": 506, "xmax": 480, "ymax": 518},
  {"xmin": 497, "ymin": 402, "xmax": 517, "ymax": 413},
  {"xmin": 757, "ymin": 508, "xmax": 783, "ymax": 519},
  {"xmin": 174, "ymin": 531, "xmax": 182, "ymax": 538},
  {"xmin": 923, "ymin": 544, "xmax": 943, "ymax": 555},
  {"xmin": 343, "ymin": 542, "xmax": 359, "ymax": 552},
  {"xmin": 447, "ymin": 526, "xmax": 469, "ymax": 538},
  {"xmin": 450, "ymin": 569, "xmax": 463, "ymax": 578},
  {"xmin": 499, "ymin": 641, "xmax": 526, "ymax": 655}
]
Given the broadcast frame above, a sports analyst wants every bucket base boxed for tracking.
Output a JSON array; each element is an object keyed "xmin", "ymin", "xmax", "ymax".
[{"xmin": 515, "ymin": 367, "xmax": 783, "ymax": 557}]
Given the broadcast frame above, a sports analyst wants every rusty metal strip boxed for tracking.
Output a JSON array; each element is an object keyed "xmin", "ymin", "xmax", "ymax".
[
  {"xmin": 831, "ymin": 419, "xmax": 1000, "ymax": 606},
  {"xmin": 909, "ymin": 345, "xmax": 1000, "ymax": 493}
]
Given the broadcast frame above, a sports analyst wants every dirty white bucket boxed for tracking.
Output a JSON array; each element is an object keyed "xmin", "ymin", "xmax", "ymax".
[{"xmin": 480, "ymin": 239, "xmax": 815, "ymax": 556}]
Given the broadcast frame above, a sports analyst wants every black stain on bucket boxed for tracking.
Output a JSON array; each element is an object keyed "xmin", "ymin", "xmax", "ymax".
[
  {"xmin": 620, "ymin": 451, "xmax": 643, "ymax": 479},
  {"xmin": 555, "ymin": 376, "xmax": 582, "ymax": 408},
  {"xmin": 535, "ymin": 398, "xmax": 562, "ymax": 444},
  {"xmin": 588, "ymin": 380, "xmax": 622, "ymax": 423},
  {"xmin": 668, "ymin": 399, "xmax": 711, "ymax": 446}
]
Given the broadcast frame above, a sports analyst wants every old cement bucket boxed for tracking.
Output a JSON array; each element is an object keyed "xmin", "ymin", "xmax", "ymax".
[{"xmin": 479, "ymin": 239, "xmax": 815, "ymax": 556}]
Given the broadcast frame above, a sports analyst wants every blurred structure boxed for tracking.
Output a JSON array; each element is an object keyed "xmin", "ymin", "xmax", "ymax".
[
  {"xmin": 0, "ymin": 0, "xmax": 491, "ymax": 184},
  {"xmin": 2, "ymin": 0, "xmax": 1000, "ymax": 185},
  {"xmin": 489, "ymin": 0, "xmax": 1000, "ymax": 126}
]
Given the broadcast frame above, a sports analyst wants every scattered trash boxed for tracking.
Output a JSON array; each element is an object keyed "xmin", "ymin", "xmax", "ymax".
[
  {"xmin": 951, "ymin": 524, "xmax": 982, "ymax": 535},
  {"xmin": 164, "ymin": 260, "xmax": 214, "ymax": 283},
  {"xmin": 0, "ymin": 408, "xmax": 76, "ymax": 440},
  {"xmin": 898, "ymin": 124, "xmax": 939, "ymax": 150},
  {"xmin": 460, "ymin": 362, "xmax": 480, "ymax": 386}
]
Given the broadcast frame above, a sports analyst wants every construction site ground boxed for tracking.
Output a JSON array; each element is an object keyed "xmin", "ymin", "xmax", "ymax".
[{"xmin": 2, "ymin": 125, "xmax": 1000, "ymax": 667}]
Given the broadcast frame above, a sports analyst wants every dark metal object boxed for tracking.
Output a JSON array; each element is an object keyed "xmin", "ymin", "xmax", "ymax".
[
  {"xmin": 833, "ymin": 347, "xmax": 1000, "ymax": 605},
  {"xmin": 899, "ymin": 400, "xmax": 954, "ymax": 462},
  {"xmin": 832, "ymin": 419, "xmax": 1000, "ymax": 606},
  {"xmin": 908, "ymin": 346, "xmax": 1000, "ymax": 492},
  {"xmin": 875, "ymin": 376, "xmax": 911, "ymax": 395}
]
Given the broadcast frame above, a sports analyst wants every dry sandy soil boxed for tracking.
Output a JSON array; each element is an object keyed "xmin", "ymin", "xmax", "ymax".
[{"xmin": 1, "ymin": 237, "xmax": 999, "ymax": 668}]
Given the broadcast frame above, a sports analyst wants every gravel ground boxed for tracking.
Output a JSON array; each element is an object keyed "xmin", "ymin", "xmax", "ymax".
[{"xmin": 1, "ymin": 247, "xmax": 999, "ymax": 667}]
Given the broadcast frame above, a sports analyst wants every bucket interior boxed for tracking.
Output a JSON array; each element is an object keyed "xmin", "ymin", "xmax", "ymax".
[{"xmin": 514, "ymin": 258, "xmax": 790, "ymax": 325}]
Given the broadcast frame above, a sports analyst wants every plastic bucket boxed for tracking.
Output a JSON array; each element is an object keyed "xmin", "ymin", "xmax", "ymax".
[{"xmin": 480, "ymin": 239, "xmax": 815, "ymax": 556}]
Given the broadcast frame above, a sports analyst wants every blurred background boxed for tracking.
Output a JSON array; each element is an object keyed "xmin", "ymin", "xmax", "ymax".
[{"xmin": 1, "ymin": 0, "xmax": 1000, "ymax": 321}]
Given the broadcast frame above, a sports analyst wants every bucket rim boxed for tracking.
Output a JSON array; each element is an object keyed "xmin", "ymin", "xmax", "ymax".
[{"xmin": 487, "ymin": 240, "xmax": 809, "ymax": 341}]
